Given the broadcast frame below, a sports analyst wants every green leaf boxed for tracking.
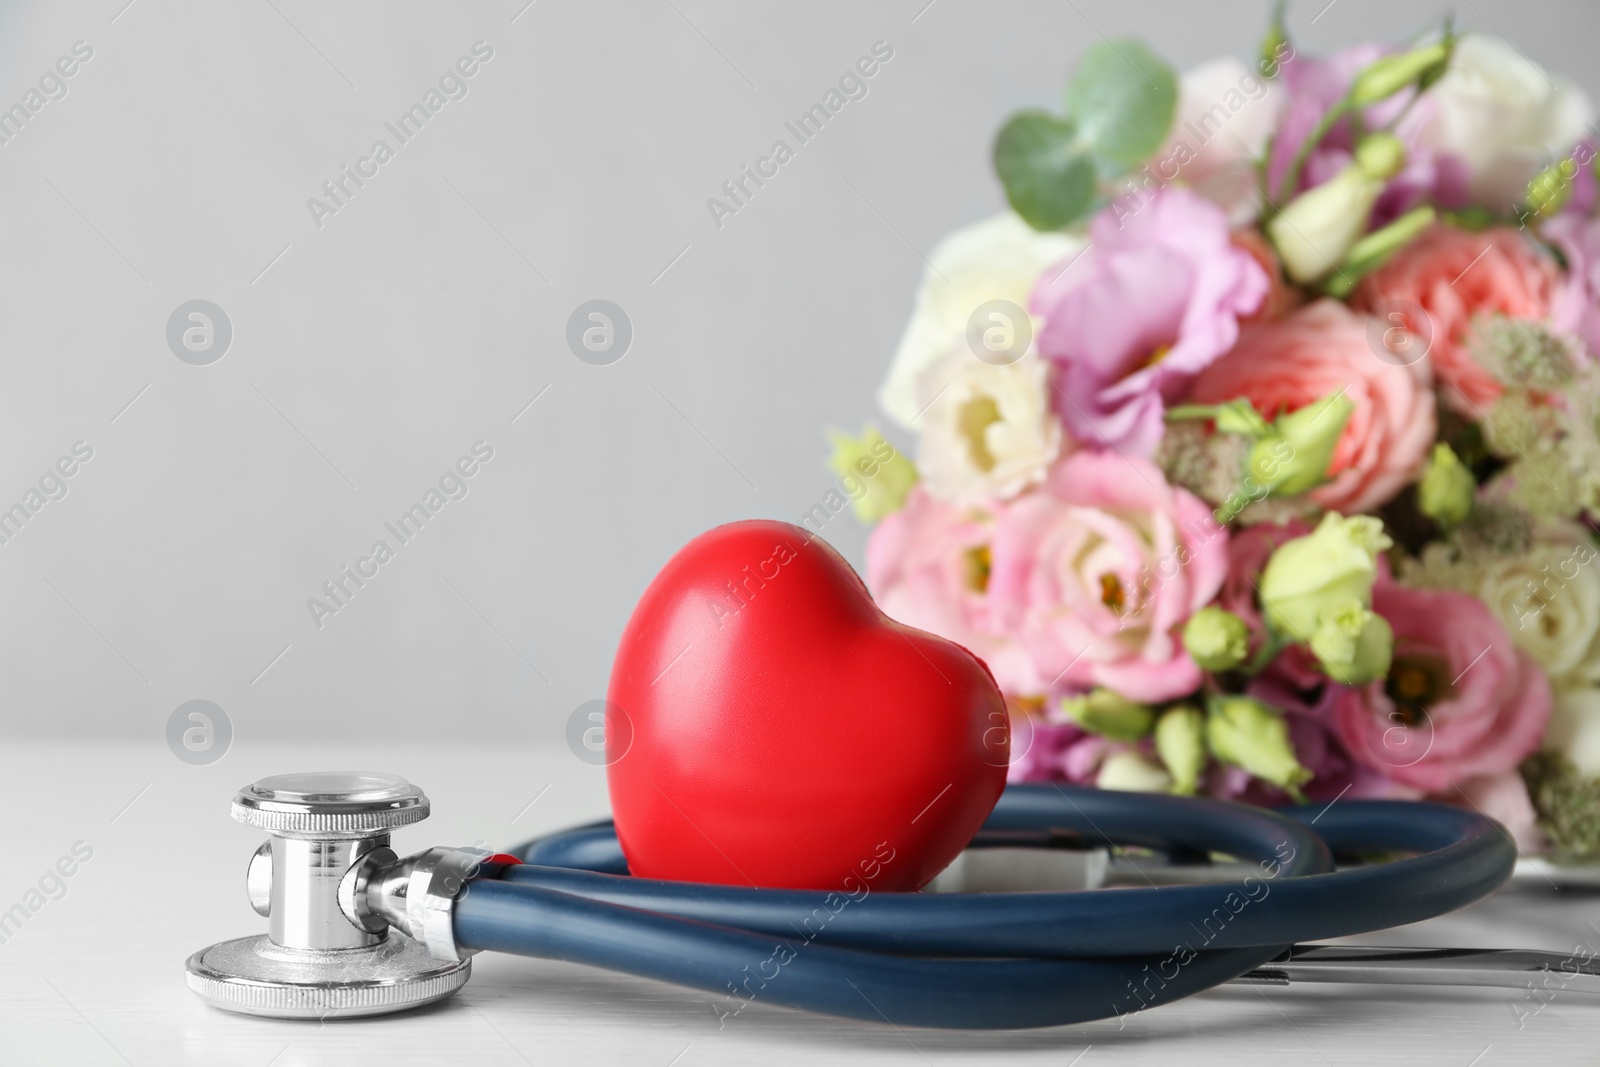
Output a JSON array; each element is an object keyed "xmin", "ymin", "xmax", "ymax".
[
  {"xmin": 1063, "ymin": 38, "xmax": 1177, "ymax": 168},
  {"xmin": 992, "ymin": 111, "xmax": 1098, "ymax": 230}
]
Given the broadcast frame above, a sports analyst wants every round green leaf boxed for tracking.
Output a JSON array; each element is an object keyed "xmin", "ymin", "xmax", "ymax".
[
  {"xmin": 1064, "ymin": 38, "xmax": 1177, "ymax": 169},
  {"xmin": 992, "ymin": 111, "xmax": 1098, "ymax": 231}
]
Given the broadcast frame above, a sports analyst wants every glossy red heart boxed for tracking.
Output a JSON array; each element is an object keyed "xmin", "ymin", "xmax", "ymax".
[{"xmin": 606, "ymin": 519, "xmax": 1009, "ymax": 891}]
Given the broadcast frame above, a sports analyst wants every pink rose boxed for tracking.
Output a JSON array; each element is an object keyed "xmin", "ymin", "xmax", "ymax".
[
  {"xmin": 1030, "ymin": 187, "xmax": 1267, "ymax": 457},
  {"xmin": 1188, "ymin": 300, "xmax": 1436, "ymax": 514},
  {"xmin": 865, "ymin": 487, "xmax": 1039, "ymax": 694},
  {"xmin": 1546, "ymin": 212, "xmax": 1600, "ymax": 360},
  {"xmin": 986, "ymin": 452, "xmax": 1227, "ymax": 703},
  {"xmin": 1331, "ymin": 584, "xmax": 1552, "ymax": 793},
  {"xmin": 1352, "ymin": 225, "xmax": 1558, "ymax": 411}
]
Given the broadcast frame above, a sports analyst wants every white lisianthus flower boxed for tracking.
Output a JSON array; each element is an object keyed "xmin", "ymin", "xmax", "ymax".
[
  {"xmin": 1408, "ymin": 522, "xmax": 1600, "ymax": 687},
  {"xmin": 1158, "ymin": 57, "xmax": 1284, "ymax": 225},
  {"xmin": 1268, "ymin": 165, "xmax": 1384, "ymax": 284},
  {"xmin": 1478, "ymin": 531, "xmax": 1600, "ymax": 686},
  {"xmin": 1544, "ymin": 688, "xmax": 1600, "ymax": 777},
  {"xmin": 914, "ymin": 350, "xmax": 1062, "ymax": 506},
  {"xmin": 877, "ymin": 213, "xmax": 1082, "ymax": 430},
  {"xmin": 1417, "ymin": 34, "xmax": 1595, "ymax": 208}
]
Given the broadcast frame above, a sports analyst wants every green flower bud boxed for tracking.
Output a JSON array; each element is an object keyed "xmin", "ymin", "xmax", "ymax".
[
  {"xmin": 1259, "ymin": 513, "xmax": 1392, "ymax": 640},
  {"xmin": 1308, "ymin": 600, "xmax": 1394, "ymax": 685},
  {"xmin": 1268, "ymin": 165, "xmax": 1386, "ymax": 284},
  {"xmin": 1183, "ymin": 607, "xmax": 1251, "ymax": 672},
  {"xmin": 1062, "ymin": 689, "xmax": 1155, "ymax": 742},
  {"xmin": 1165, "ymin": 398, "xmax": 1270, "ymax": 437},
  {"xmin": 1441, "ymin": 206, "xmax": 1495, "ymax": 231},
  {"xmin": 1354, "ymin": 132, "xmax": 1407, "ymax": 181},
  {"xmin": 1348, "ymin": 41, "xmax": 1453, "ymax": 107},
  {"xmin": 1259, "ymin": 1, "xmax": 1290, "ymax": 79},
  {"xmin": 1270, "ymin": 134, "xmax": 1407, "ymax": 284},
  {"xmin": 1206, "ymin": 696, "xmax": 1312, "ymax": 796},
  {"xmin": 1096, "ymin": 749, "xmax": 1174, "ymax": 793},
  {"xmin": 1416, "ymin": 28, "xmax": 1455, "ymax": 92},
  {"xmin": 1324, "ymin": 205, "xmax": 1437, "ymax": 297},
  {"xmin": 1418, "ymin": 442, "xmax": 1475, "ymax": 528},
  {"xmin": 1212, "ymin": 398, "xmax": 1272, "ymax": 437},
  {"xmin": 1246, "ymin": 391, "xmax": 1354, "ymax": 497},
  {"xmin": 1525, "ymin": 158, "xmax": 1578, "ymax": 219},
  {"xmin": 1155, "ymin": 704, "xmax": 1207, "ymax": 795},
  {"xmin": 825, "ymin": 425, "xmax": 918, "ymax": 523}
]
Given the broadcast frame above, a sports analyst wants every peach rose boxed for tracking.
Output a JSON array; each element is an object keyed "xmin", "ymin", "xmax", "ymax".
[
  {"xmin": 1231, "ymin": 227, "xmax": 1303, "ymax": 324},
  {"xmin": 1352, "ymin": 225, "xmax": 1558, "ymax": 411},
  {"xmin": 1187, "ymin": 300, "xmax": 1436, "ymax": 514}
]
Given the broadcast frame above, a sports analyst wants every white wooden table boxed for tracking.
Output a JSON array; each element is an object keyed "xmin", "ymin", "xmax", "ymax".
[{"xmin": 1, "ymin": 740, "xmax": 1592, "ymax": 1066}]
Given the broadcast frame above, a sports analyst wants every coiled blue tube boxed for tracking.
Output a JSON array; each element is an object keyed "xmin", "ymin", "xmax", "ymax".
[{"xmin": 452, "ymin": 785, "xmax": 1512, "ymax": 1029}]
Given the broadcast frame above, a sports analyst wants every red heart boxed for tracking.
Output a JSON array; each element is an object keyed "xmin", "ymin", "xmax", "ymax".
[{"xmin": 606, "ymin": 519, "xmax": 1009, "ymax": 891}]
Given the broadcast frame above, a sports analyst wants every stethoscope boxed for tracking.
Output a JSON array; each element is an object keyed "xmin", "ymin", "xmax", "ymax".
[{"xmin": 184, "ymin": 769, "xmax": 1585, "ymax": 1027}]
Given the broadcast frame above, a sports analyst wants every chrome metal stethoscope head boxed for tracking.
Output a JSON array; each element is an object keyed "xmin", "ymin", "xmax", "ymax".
[{"xmin": 186, "ymin": 772, "xmax": 488, "ymax": 1020}]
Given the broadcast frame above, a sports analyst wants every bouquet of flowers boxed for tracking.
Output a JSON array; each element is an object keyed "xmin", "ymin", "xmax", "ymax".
[{"xmin": 828, "ymin": 10, "xmax": 1600, "ymax": 856}]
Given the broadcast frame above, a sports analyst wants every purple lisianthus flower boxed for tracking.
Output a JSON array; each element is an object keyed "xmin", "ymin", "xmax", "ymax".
[
  {"xmin": 1006, "ymin": 713, "xmax": 1114, "ymax": 784},
  {"xmin": 1561, "ymin": 140, "xmax": 1598, "ymax": 218},
  {"xmin": 1267, "ymin": 45, "xmax": 1469, "ymax": 225},
  {"xmin": 1547, "ymin": 207, "xmax": 1600, "ymax": 360},
  {"xmin": 1029, "ymin": 187, "xmax": 1267, "ymax": 457},
  {"xmin": 1268, "ymin": 45, "xmax": 1389, "ymax": 194},
  {"xmin": 1545, "ymin": 136, "xmax": 1599, "ymax": 361}
]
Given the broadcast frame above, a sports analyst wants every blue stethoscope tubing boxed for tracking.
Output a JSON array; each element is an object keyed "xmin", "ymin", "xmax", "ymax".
[{"xmin": 453, "ymin": 784, "xmax": 1513, "ymax": 1029}]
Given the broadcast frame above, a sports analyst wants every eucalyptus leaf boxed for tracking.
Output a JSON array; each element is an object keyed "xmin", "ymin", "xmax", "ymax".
[
  {"xmin": 1064, "ymin": 38, "xmax": 1177, "ymax": 168},
  {"xmin": 992, "ymin": 111, "xmax": 1098, "ymax": 230}
]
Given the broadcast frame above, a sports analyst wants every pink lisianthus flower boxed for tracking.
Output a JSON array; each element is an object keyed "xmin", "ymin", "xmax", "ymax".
[
  {"xmin": 1331, "ymin": 583, "xmax": 1552, "ymax": 793},
  {"xmin": 986, "ymin": 451, "xmax": 1228, "ymax": 703},
  {"xmin": 1557, "ymin": 139, "xmax": 1598, "ymax": 219},
  {"xmin": 1546, "ymin": 211, "xmax": 1600, "ymax": 360},
  {"xmin": 1267, "ymin": 45, "xmax": 1468, "ymax": 223},
  {"xmin": 864, "ymin": 486, "xmax": 1040, "ymax": 694},
  {"xmin": 1029, "ymin": 187, "xmax": 1268, "ymax": 457},
  {"xmin": 1452, "ymin": 771, "xmax": 1547, "ymax": 855}
]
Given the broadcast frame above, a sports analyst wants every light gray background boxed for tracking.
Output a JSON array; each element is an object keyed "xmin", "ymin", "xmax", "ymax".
[{"xmin": 0, "ymin": 0, "xmax": 1596, "ymax": 745}]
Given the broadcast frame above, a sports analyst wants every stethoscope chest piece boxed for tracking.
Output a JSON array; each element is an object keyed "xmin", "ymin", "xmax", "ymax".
[
  {"xmin": 185, "ymin": 931, "xmax": 467, "ymax": 1020},
  {"xmin": 185, "ymin": 772, "xmax": 477, "ymax": 1020}
]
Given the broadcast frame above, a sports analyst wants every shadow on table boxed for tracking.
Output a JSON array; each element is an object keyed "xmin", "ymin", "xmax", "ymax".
[{"xmin": 432, "ymin": 955, "xmax": 1549, "ymax": 1053}]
